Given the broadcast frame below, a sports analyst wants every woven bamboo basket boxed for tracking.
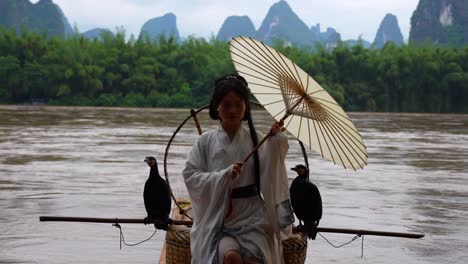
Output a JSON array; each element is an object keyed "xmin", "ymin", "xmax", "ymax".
[{"xmin": 164, "ymin": 224, "xmax": 307, "ymax": 264}]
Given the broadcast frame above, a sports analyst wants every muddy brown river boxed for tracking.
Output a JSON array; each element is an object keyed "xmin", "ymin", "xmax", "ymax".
[{"xmin": 1, "ymin": 105, "xmax": 467, "ymax": 263}]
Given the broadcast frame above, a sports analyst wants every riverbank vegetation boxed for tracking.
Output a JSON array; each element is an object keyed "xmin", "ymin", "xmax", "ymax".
[{"xmin": 1, "ymin": 27, "xmax": 467, "ymax": 112}]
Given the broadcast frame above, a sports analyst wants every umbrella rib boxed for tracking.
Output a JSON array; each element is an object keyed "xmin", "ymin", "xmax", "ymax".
[
  {"xmin": 317, "ymin": 117, "xmax": 353, "ymax": 169},
  {"xmin": 314, "ymin": 101, "xmax": 362, "ymax": 134},
  {"xmin": 284, "ymin": 112, "xmax": 295, "ymax": 129},
  {"xmin": 306, "ymin": 116, "xmax": 313, "ymax": 153},
  {"xmin": 285, "ymin": 84, "xmax": 297, "ymax": 109},
  {"xmin": 312, "ymin": 99, "xmax": 367, "ymax": 158},
  {"xmin": 273, "ymin": 107, "xmax": 288, "ymax": 120},
  {"xmin": 234, "ymin": 37, "xmax": 289, "ymax": 81},
  {"xmin": 261, "ymin": 44, "xmax": 301, "ymax": 109},
  {"xmin": 317, "ymin": 105, "xmax": 367, "ymax": 149},
  {"xmin": 321, "ymin": 111, "xmax": 368, "ymax": 159},
  {"xmin": 276, "ymin": 53, "xmax": 307, "ymax": 110},
  {"xmin": 231, "ymin": 58, "xmax": 280, "ymax": 86},
  {"xmin": 320, "ymin": 115, "xmax": 364, "ymax": 169},
  {"xmin": 312, "ymin": 117, "xmax": 339, "ymax": 166},
  {"xmin": 247, "ymin": 81, "xmax": 281, "ymax": 91},
  {"xmin": 303, "ymin": 103, "xmax": 351, "ymax": 168},
  {"xmin": 230, "ymin": 47, "xmax": 285, "ymax": 84},
  {"xmin": 262, "ymin": 98, "xmax": 286, "ymax": 107},
  {"xmin": 249, "ymin": 37, "xmax": 293, "ymax": 79},
  {"xmin": 306, "ymin": 114, "xmax": 314, "ymax": 154},
  {"xmin": 307, "ymin": 89, "xmax": 326, "ymax": 96},
  {"xmin": 295, "ymin": 102, "xmax": 321, "ymax": 155},
  {"xmin": 312, "ymin": 96, "xmax": 341, "ymax": 107},
  {"xmin": 256, "ymin": 40, "xmax": 304, "ymax": 101},
  {"xmin": 323, "ymin": 114, "xmax": 368, "ymax": 167},
  {"xmin": 294, "ymin": 90, "xmax": 359, "ymax": 169},
  {"xmin": 231, "ymin": 37, "xmax": 283, "ymax": 77},
  {"xmin": 310, "ymin": 118, "xmax": 325, "ymax": 160},
  {"xmin": 292, "ymin": 62, "xmax": 305, "ymax": 92},
  {"xmin": 245, "ymin": 37, "xmax": 290, "ymax": 77},
  {"xmin": 297, "ymin": 115, "xmax": 303, "ymax": 142},
  {"xmin": 244, "ymin": 37, "xmax": 308, "ymax": 114},
  {"xmin": 287, "ymin": 84, "xmax": 308, "ymax": 110},
  {"xmin": 302, "ymin": 105, "xmax": 334, "ymax": 164},
  {"xmin": 234, "ymin": 69, "xmax": 296, "ymax": 99},
  {"xmin": 274, "ymin": 50, "xmax": 307, "ymax": 110},
  {"xmin": 273, "ymin": 48, "xmax": 303, "ymax": 90}
]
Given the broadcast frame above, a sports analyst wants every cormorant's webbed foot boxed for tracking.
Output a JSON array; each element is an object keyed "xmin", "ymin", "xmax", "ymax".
[
  {"xmin": 307, "ymin": 221, "xmax": 320, "ymax": 240},
  {"xmin": 143, "ymin": 216, "xmax": 152, "ymax": 225},
  {"xmin": 308, "ymin": 226, "xmax": 318, "ymax": 240},
  {"xmin": 154, "ymin": 217, "xmax": 173, "ymax": 231}
]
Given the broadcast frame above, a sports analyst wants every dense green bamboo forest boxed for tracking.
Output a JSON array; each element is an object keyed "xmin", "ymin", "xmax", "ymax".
[{"xmin": 1, "ymin": 27, "xmax": 467, "ymax": 112}]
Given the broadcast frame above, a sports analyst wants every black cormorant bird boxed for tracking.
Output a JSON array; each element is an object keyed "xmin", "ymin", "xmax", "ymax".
[
  {"xmin": 143, "ymin": 156, "xmax": 172, "ymax": 230},
  {"xmin": 290, "ymin": 164, "xmax": 322, "ymax": 239}
]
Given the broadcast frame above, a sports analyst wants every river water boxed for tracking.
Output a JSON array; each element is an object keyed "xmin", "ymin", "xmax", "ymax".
[{"xmin": 0, "ymin": 105, "xmax": 467, "ymax": 264}]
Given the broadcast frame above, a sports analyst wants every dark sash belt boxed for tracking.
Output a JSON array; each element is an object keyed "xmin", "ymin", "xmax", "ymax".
[{"xmin": 231, "ymin": 184, "xmax": 258, "ymax": 199}]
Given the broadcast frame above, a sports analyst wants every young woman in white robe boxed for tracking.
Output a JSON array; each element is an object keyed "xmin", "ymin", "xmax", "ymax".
[{"xmin": 183, "ymin": 74, "xmax": 294, "ymax": 264}]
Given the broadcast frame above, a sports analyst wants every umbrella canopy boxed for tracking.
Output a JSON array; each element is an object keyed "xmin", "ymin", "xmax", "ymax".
[{"xmin": 229, "ymin": 36, "xmax": 368, "ymax": 170}]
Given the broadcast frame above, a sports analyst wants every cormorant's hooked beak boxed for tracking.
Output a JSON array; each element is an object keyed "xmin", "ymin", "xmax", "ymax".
[
  {"xmin": 291, "ymin": 165, "xmax": 308, "ymax": 176},
  {"xmin": 144, "ymin": 156, "xmax": 156, "ymax": 165}
]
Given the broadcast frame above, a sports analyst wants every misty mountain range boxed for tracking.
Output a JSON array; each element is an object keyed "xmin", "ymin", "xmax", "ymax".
[{"xmin": 1, "ymin": 0, "xmax": 467, "ymax": 48}]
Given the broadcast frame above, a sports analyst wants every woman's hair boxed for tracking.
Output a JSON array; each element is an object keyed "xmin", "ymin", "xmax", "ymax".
[
  {"xmin": 209, "ymin": 74, "xmax": 250, "ymax": 120},
  {"xmin": 209, "ymin": 73, "xmax": 261, "ymax": 196}
]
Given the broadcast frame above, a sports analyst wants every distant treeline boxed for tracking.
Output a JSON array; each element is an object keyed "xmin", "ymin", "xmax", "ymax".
[{"xmin": 1, "ymin": 27, "xmax": 467, "ymax": 113}]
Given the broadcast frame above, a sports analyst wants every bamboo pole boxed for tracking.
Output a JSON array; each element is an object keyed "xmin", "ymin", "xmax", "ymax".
[
  {"xmin": 39, "ymin": 216, "xmax": 423, "ymax": 239},
  {"xmin": 39, "ymin": 216, "xmax": 191, "ymax": 226},
  {"xmin": 297, "ymin": 226, "xmax": 424, "ymax": 239}
]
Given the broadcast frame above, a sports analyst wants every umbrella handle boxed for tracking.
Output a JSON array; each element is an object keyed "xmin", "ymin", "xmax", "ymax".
[
  {"xmin": 242, "ymin": 131, "xmax": 273, "ymax": 162},
  {"xmin": 242, "ymin": 114, "xmax": 290, "ymax": 163}
]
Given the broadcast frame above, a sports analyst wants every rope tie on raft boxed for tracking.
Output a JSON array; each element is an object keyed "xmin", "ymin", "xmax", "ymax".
[{"xmin": 112, "ymin": 221, "xmax": 158, "ymax": 250}]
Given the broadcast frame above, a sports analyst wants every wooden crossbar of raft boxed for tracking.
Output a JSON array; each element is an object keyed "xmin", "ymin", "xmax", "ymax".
[{"xmin": 39, "ymin": 216, "xmax": 424, "ymax": 239}]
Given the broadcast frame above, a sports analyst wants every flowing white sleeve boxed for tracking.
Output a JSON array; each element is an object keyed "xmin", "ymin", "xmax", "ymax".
[
  {"xmin": 184, "ymin": 136, "xmax": 227, "ymax": 195},
  {"xmin": 260, "ymin": 131, "xmax": 295, "ymax": 239},
  {"xmin": 182, "ymin": 135, "xmax": 233, "ymax": 219}
]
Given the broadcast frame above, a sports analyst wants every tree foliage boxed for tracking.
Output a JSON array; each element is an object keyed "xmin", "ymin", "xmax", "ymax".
[{"xmin": 0, "ymin": 26, "xmax": 467, "ymax": 112}]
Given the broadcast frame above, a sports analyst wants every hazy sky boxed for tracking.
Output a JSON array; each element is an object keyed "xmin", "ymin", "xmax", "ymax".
[{"xmin": 31, "ymin": 0, "xmax": 420, "ymax": 42}]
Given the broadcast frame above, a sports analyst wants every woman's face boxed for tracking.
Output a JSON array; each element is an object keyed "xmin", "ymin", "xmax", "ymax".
[{"xmin": 218, "ymin": 91, "xmax": 246, "ymax": 127}]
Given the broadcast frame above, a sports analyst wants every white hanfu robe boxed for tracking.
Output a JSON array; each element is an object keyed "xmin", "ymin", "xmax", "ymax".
[{"xmin": 183, "ymin": 125, "xmax": 294, "ymax": 264}]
